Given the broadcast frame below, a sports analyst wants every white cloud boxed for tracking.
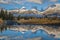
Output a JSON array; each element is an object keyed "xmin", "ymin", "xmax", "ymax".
[
  {"xmin": 27, "ymin": 0, "xmax": 42, "ymax": 4},
  {"xmin": 27, "ymin": 0, "xmax": 58, "ymax": 4},
  {"xmin": 0, "ymin": 0, "xmax": 25, "ymax": 4},
  {"xmin": 0, "ymin": 0, "xmax": 9, "ymax": 4},
  {"xmin": 0, "ymin": 0, "xmax": 58, "ymax": 4},
  {"xmin": 50, "ymin": 0, "xmax": 57, "ymax": 2}
]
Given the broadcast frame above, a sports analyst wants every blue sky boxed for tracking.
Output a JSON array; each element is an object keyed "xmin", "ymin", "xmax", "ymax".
[{"xmin": 0, "ymin": 0, "xmax": 60, "ymax": 10}]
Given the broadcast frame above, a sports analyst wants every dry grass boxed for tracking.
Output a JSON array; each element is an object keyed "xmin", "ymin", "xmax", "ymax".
[
  {"xmin": 17, "ymin": 18, "xmax": 60, "ymax": 24},
  {"xmin": 0, "ymin": 18, "xmax": 3, "ymax": 24}
]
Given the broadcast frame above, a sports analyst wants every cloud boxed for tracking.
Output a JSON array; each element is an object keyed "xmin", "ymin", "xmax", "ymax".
[
  {"xmin": 26, "ymin": 0, "xmax": 42, "ymax": 4},
  {"xmin": 27, "ymin": 0, "xmax": 58, "ymax": 4},
  {"xmin": 0, "ymin": 0, "xmax": 25, "ymax": 4},
  {"xmin": 0, "ymin": 0, "xmax": 10, "ymax": 4},
  {"xmin": 0, "ymin": 0, "xmax": 58, "ymax": 4},
  {"xmin": 50, "ymin": 0, "xmax": 58, "ymax": 2}
]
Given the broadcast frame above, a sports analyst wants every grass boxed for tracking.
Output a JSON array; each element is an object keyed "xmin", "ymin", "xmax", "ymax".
[
  {"xmin": 17, "ymin": 18, "xmax": 60, "ymax": 24},
  {"xmin": 0, "ymin": 18, "xmax": 3, "ymax": 24}
]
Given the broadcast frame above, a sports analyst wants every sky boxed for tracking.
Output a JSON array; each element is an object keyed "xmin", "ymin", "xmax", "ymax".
[{"xmin": 0, "ymin": 0, "xmax": 60, "ymax": 10}]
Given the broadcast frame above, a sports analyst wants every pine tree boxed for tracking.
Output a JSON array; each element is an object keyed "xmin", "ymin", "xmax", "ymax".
[{"xmin": 0, "ymin": 9, "xmax": 4, "ymax": 18}]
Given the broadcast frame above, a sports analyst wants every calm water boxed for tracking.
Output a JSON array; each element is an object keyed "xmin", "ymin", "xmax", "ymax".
[{"xmin": 0, "ymin": 25, "xmax": 60, "ymax": 40}]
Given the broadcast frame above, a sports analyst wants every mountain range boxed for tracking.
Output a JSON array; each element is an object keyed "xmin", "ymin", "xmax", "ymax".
[
  {"xmin": 1, "ymin": 3, "xmax": 60, "ymax": 18},
  {"xmin": 7, "ymin": 4, "xmax": 60, "ymax": 14}
]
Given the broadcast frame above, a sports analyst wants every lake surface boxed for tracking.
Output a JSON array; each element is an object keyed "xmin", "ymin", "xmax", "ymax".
[{"xmin": 0, "ymin": 25, "xmax": 60, "ymax": 40}]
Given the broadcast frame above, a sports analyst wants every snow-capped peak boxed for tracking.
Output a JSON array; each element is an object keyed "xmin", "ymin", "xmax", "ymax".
[
  {"xmin": 41, "ymin": 4, "xmax": 60, "ymax": 15},
  {"xmin": 20, "ymin": 6, "xmax": 26, "ymax": 10},
  {"xmin": 31, "ymin": 7, "xmax": 37, "ymax": 12},
  {"xmin": 19, "ymin": 6, "xmax": 28, "ymax": 13},
  {"xmin": 31, "ymin": 8, "xmax": 37, "ymax": 11}
]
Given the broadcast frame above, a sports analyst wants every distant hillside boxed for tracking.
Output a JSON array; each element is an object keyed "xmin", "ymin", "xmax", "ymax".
[
  {"xmin": 7, "ymin": 4, "xmax": 60, "ymax": 16},
  {"xmin": 1, "ymin": 4, "xmax": 60, "ymax": 18},
  {"xmin": 42, "ymin": 4, "xmax": 60, "ymax": 15}
]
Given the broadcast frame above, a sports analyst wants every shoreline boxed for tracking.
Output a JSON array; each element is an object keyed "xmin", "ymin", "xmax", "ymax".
[{"xmin": 17, "ymin": 18, "xmax": 60, "ymax": 25}]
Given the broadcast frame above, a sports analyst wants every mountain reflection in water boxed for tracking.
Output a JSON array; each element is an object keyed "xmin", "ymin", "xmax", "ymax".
[{"xmin": 0, "ymin": 25, "xmax": 60, "ymax": 40}]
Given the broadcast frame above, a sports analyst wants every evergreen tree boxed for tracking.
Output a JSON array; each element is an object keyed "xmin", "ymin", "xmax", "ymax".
[
  {"xmin": 8, "ymin": 13, "xmax": 14, "ymax": 20},
  {"xmin": 0, "ymin": 9, "xmax": 4, "ymax": 18},
  {"xmin": 4, "ymin": 10, "xmax": 8, "ymax": 20}
]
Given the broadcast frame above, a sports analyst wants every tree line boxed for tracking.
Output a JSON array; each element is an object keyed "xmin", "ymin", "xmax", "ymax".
[
  {"xmin": 0, "ymin": 9, "xmax": 14, "ymax": 20},
  {"xmin": 0, "ymin": 9, "xmax": 36, "ymax": 20}
]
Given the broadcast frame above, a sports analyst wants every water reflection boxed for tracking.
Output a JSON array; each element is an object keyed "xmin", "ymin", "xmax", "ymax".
[{"xmin": 0, "ymin": 25, "xmax": 60, "ymax": 40}]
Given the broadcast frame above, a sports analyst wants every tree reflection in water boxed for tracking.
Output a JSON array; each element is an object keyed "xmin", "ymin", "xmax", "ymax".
[{"xmin": 0, "ymin": 25, "xmax": 8, "ymax": 33}]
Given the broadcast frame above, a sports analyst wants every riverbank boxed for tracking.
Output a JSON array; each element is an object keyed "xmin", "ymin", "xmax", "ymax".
[
  {"xmin": 0, "ymin": 18, "xmax": 60, "ymax": 25},
  {"xmin": 17, "ymin": 18, "xmax": 60, "ymax": 24}
]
